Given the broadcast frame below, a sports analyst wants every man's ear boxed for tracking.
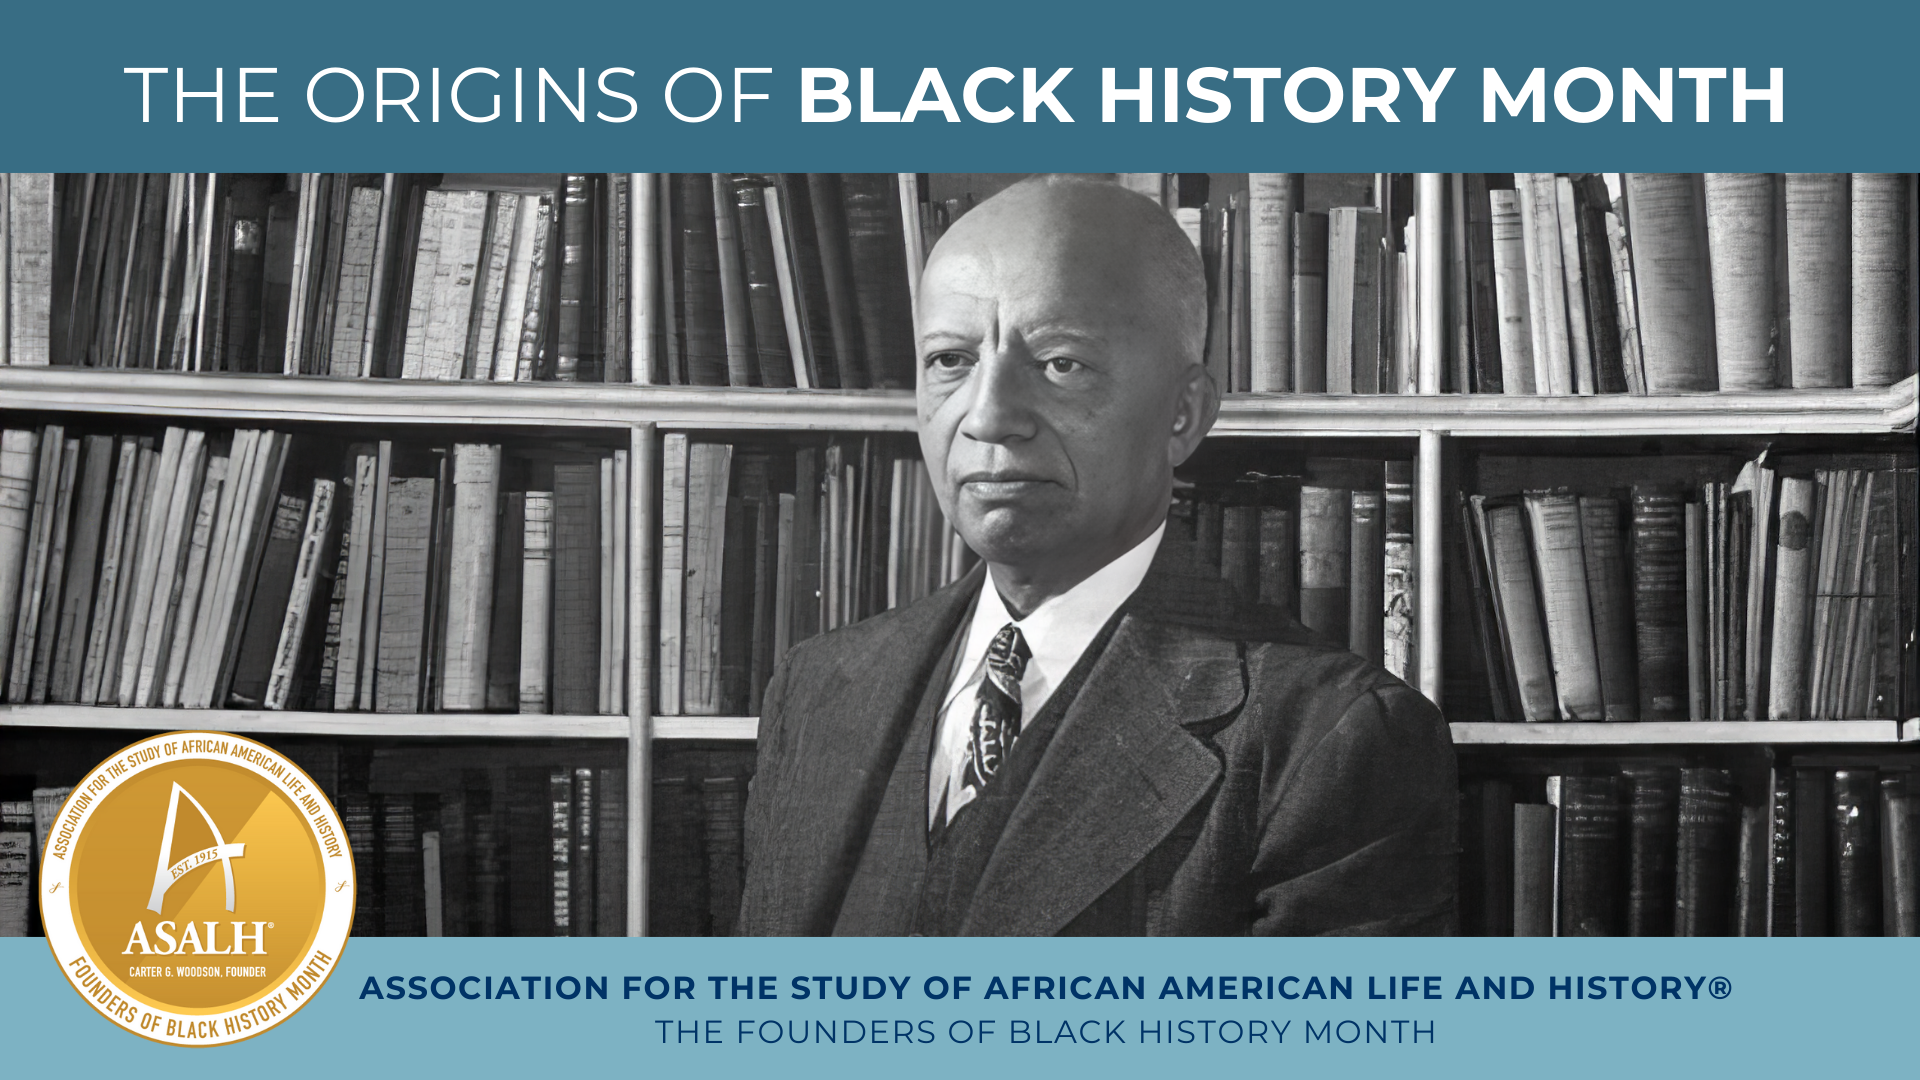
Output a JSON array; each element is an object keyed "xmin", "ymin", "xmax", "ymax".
[{"xmin": 1168, "ymin": 364, "xmax": 1219, "ymax": 467}]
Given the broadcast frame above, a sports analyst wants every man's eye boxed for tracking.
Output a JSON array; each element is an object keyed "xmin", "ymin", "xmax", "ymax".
[
  {"xmin": 1043, "ymin": 356, "xmax": 1081, "ymax": 375},
  {"xmin": 928, "ymin": 351, "xmax": 972, "ymax": 370}
]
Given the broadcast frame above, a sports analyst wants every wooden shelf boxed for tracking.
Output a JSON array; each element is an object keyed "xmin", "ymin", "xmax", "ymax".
[
  {"xmin": 1449, "ymin": 720, "xmax": 1914, "ymax": 747},
  {"xmin": 6, "ymin": 367, "xmax": 1911, "ymax": 439},
  {"xmin": 653, "ymin": 716, "xmax": 760, "ymax": 741},
  {"xmin": 0, "ymin": 704, "xmax": 630, "ymax": 739}
]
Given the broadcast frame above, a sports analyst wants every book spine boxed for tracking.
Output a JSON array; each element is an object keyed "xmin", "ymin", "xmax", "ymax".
[
  {"xmin": 1624, "ymin": 174, "xmax": 1719, "ymax": 391},
  {"xmin": 312, "ymin": 458, "xmax": 353, "ymax": 710},
  {"xmin": 1291, "ymin": 210, "xmax": 1329, "ymax": 394},
  {"xmin": 441, "ymin": 444, "xmax": 502, "ymax": 711},
  {"xmin": 1579, "ymin": 495, "xmax": 1640, "ymax": 721},
  {"xmin": 1630, "ymin": 490, "xmax": 1689, "ymax": 720},
  {"xmin": 553, "ymin": 176, "xmax": 590, "ymax": 382},
  {"xmin": 1784, "ymin": 174, "xmax": 1851, "ymax": 388},
  {"xmin": 1832, "ymin": 769, "xmax": 1883, "ymax": 935},
  {"xmin": 548, "ymin": 769, "xmax": 573, "ymax": 935},
  {"xmin": 1248, "ymin": 174, "xmax": 1299, "ymax": 392},
  {"xmin": 1850, "ymin": 173, "xmax": 1914, "ymax": 387},
  {"xmin": 518, "ymin": 491, "xmax": 553, "ymax": 714},
  {"xmin": 1552, "ymin": 176, "xmax": 1596, "ymax": 395},
  {"xmin": 485, "ymin": 491, "xmax": 526, "ymax": 712},
  {"xmin": 1524, "ymin": 491, "xmax": 1604, "ymax": 720},
  {"xmin": 11, "ymin": 425, "xmax": 64, "ymax": 702},
  {"xmin": 761, "ymin": 181, "xmax": 813, "ymax": 389},
  {"xmin": 0, "ymin": 429, "xmax": 40, "ymax": 688},
  {"xmin": 1767, "ymin": 770, "xmax": 1795, "ymax": 936},
  {"xmin": 466, "ymin": 194, "xmax": 517, "ymax": 381},
  {"xmin": 1573, "ymin": 175, "xmax": 1626, "ymax": 394},
  {"xmin": 1793, "ymin": 768, "xmax": 1831, "ymax": 935},
  {"xmin": 491, "ymin": 195, "xmax": 539, "ymax": 381},
  {"xmin": 1558, "ymin": 775, "xmax": 1625, "ymax": 936},
  {"xmin": 1624, "ymin": 767, "xmax": 1679, "ymax": 936},
  {"xmin": 1883, "ymin": 775, "xmax": 1918, "ymax": 937},
  {"xmin": 49, "ymin": 435, "xmax": 114, "ymax": 701},
  {"xmin": 1296, "ymin": 485, "xmax": 1350, "ymax": 644},
  {"xmin": 1512, "ymin": 803, "xmax": 1556, "ymax": 936},
  {"xmin": 156, "ymin": 446, "xmax": 219, "ymax": 706},
  {"xmin": 1486, "ymin": 501, "xmax": 1557, "ymax": 721},
  {"xmin": 6, "ymin": 174, "xmax": 54, "ymax": 366},
  {"xmin": 374, "ymin": 476, "xmax": 435, "ymax": 713},
  {"xmin": 676, "ymin": 175, "xmax": 727, "ymax": 386},
  {"xmin": 1703, "ymin": 173, "xmax": 1781, "ymax": 390},
  {"xmin": 227, "ymin": 487, "xmax": 307, "ymax": 706},
  {"xmin": 1487, "ymin": 189, "xmax": 1537, "ymax": 394},
  {"xmin": 1348, "ymin": 488, "xmax": 1385, "ymax": 666},
  {"xmin": 112, "ymin": 425, "xmax": 183, "ymax": 704},
  {"xmin": 332, "ymin": 450, "xmax": 378, "ymax": 710},
  {"xmin": 1674, "ymin": 766, "xmax": 1737, "ymax": 936},
  {"xmin": 1766, "ymin": 475, "xmax": 1818, "ymax": 719},
  {"xmin": 513, "ymin": 196, "xmax": 554, "ymax": 382},
  {"xmin": 266, "ymin": 478, "xmax": 335, "ymax": 709},
  {"xmin": 28, "ymin": 439, "xmax": 80, "ymax": 702},
  {"xmin": 840, "ymin": 174, "xmax": 915, "ymax": 389},
  {"xmin": 551, "ymin": 462, "xmax": 601, "ymax": 715},
  {"xmin": 734, "ymin": 178, "xmax": 795, "ymax": 389},
  {"xmin": 596, "ymin": 767, "xmax": 627, "ymax": 936}
]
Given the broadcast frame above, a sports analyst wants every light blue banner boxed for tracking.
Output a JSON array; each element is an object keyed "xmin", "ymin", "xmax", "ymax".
[{"xmin": 2, "ymin": 937, "xmax": 1915, "ymax": 1076}]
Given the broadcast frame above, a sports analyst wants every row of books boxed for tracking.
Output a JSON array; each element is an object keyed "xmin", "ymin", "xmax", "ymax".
[
  {"xmin": 1461, "ymin": 766, "xmax": 1919, "ymax": 937},
  {"xmin": 6, "ymin": 174, "xmax": 630, "ymax": 381},
  {"xmin": 1455, "ymin": 174, "xmax": 1915, "ymax": 395},
  {"xmin": 0, "ymin": 424, "xmax": 629, "ymax": 715},
  {"xmin": 658, "ymin": 435, "xmax": 970, "ymax": 716},
  {"xmin": 1168, "ymin": 458, "xmax": 1418, "ymax": 682},
  {"xmin": 1460, "ymin": 453, "xmax": 1916, "ymax": 722}
]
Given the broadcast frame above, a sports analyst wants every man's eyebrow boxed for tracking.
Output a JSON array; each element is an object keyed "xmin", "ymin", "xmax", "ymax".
[{"xmin": 1020, "ymin": 324, "xmax": 1110, "ymax": 348}]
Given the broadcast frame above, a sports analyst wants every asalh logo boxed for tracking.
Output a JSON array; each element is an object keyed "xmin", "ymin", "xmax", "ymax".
[{"xmin": 40, "ymin": 732, "xmax": 354, "ymax": 1046}]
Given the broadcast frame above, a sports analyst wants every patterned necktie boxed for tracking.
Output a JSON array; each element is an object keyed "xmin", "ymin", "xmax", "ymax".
[{"xmin": 958, "ymin": 623, "xmax": 1032, "ymax": 805}]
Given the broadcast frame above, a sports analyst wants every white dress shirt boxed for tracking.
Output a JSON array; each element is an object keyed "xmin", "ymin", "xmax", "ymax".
[{"xmin": 927, "ymin": 522, "xmax": 1166, "ymax": 828}]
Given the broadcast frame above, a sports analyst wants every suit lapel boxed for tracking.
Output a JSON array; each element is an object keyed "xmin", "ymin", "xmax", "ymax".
[
  {"xmin": 958, "ymin": 596, "xmax": 1246, "ymax": 936},
  {"xmin": 745, "ymin": 564, "xmax": 982, "ymax": 934}
]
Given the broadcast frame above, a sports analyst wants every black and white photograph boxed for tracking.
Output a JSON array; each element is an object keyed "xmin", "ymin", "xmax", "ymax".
[{"xmin": 2, "ymin": 170, "xmax": 1916, "ymax": 939}]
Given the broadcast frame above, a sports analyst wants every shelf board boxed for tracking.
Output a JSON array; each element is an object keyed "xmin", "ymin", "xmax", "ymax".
[
  {"xmin": 6, "ymin": 368, "xmax": 1911, "ymax": 438},
  {"xmin": 1449, "ymin": 720, "xmax": 1912, "ymax": 746},
  {"xmin": 0, "ymin": 704, "xmax": 630, "ymax": 739},
  {"xmin": 653, "ymin": 716, "xmax": 760, "ymax": 741}
]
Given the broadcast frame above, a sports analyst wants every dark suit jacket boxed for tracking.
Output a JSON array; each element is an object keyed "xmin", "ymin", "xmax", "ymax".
[{"xmin": 737, "ymin": 537, "xmax": 1458, "ymax": 936}]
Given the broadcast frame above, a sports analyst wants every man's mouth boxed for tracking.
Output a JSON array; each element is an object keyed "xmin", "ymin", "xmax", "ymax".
[{"xmin": 958, "ymin": 472, "xmax": 1056, "ymax": 499}]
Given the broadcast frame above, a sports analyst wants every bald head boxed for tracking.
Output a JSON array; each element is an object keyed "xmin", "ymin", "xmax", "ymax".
[
  {"xmin": 922, "ymin": 175, "xmax": 1210, "ymax": 373},
  {"xmin": 913, "ymin": 174, "xmax": 1219, "ymax": 614}
]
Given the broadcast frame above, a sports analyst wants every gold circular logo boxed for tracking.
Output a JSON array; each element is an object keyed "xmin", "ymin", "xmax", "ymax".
[{"xmin": 40, "ymin": 732, "xmax": 354, "ymax": 1045}]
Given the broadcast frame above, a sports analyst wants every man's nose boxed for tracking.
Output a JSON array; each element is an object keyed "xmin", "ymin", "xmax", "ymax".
[{"xmin": 956, "ymin": 352, "xmax": 1040, "ymax": 445}]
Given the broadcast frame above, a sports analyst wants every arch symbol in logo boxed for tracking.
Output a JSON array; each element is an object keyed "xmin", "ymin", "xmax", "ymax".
[{"xmin": 147, "ymin": 782, "xmax": 246, "ymax": 915}]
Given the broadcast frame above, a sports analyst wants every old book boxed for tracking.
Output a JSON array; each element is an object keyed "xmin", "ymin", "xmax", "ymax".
[
  {"xmin": 5, "ymin": 175, "xmax": 55, "ymax": 366},
  {"xmin": 804, "ymin": 174, "xmax": 863, "ymax": 388},
  {"xmin": 1487, "ymin": 189, "xmax": 1537, "ymax": 394},
  {"xmin": 1291, "ymin": 210, "xmax": 1330, "ymax": 394},
  {"xmin": 547, "ymin": 768, "xmax": 573, "ymax": 935},
  {"xmin": 682, "ymin": 442, "xmax": 734, "ymax": 714},
  {"xmin": 374, "ymin": 476, "xmax": 436, "ymax": 713},
  {"xmin": 1513, "ymin": 803, "xmax": 1556, "ymax": 937},
  {"xmin": 1793, "ymin": 768, "xmax": 1832, "ymax": 936},
  {"xmin": 132, "ymin": 431, "xmax": 208, "ymax": 706},
  {"xmin": 1524, "ymin": 491, "xmax": 1603, "ymax": 720},
  {"xmin": 553, "ymin": 176, "xmax": 591, "ymax": 382},
  {"xmin": 772, "ymin": 176, "xmax": 839, "ymax": 387},
  {"xmin": 79, "ymin": 438, "xmax": 139, "ymax": 703},
  {"xmin": 265, "ymin": 478, "xmax": 337, "ymax": 709},
  {"xmin": 1685, "ymin": 500, "xmax": 1709, "ymax": 720},
  {"xmin": 1460, "ymin": 174, "xmax": 1504, "ymax": 393},
  {"xmin": 1348, "ymin": 488, "xmax": 1385, "ymax": 666},
  {"xmin": 551, "ymin": 462, "xmax": 601, "ymax": 715},
  {"xmin": 441, "ymin": 444, "xmax": 501, "ymax": 711},
  {"xmin": 1766, "ymin": 475, "xmax": 1819, "ymax": 719},
  {"xmin": 761, "ymin": 180, "xmax": 814, "ymax": 388},
  {"xmin": 1325, "ymin": 206, "xmax": 1383, "ymax": 393},
  {"xmin": 1484, "ymin": 499, "xmax": 1557, "ymax": 722},
  {"xmin": 518, "ymin": 491, "xmax": 553, "ymax": 714},
  {"xmin": 353, "ymin": 441, "xmax": 395, "ymax": 709},
  {"xmin": 379, "ymin": 794, "xmax": 422, "ymax": 935},
  {"xmin": 1459, "ymin": 494, "xmax": 1519, "ymax": 722},
  {"xmin": 200, "ymin": 430, "xmax": 291, "ymax": 709},
  {"xmin": 569, "ymin": 768, "xmax": 595, "ymax": 936},
  {"xmin": 99, "ymin": 443, "xmax": 158, "ymax": 703},
  {"xmin": 0, "ymin": 429, "xmax": 38, "ymax": 689},
  {"xmin": 1579, "ymin": 496, "xmax": 1639, "ymax": 721},
  {"xmin": 1600, "ymin": 177, "xmax": 1646, "ymax": 393},
  {"xmin": 734, "ymin": 178, "xmax": 795, "ymax": 388},
  {"xmin": 1255, "ymin": 506, "xmax": 1297, "ymax": 614},
  {"xmin": 1552, "ymin": 176, "xmax": 1596, "ymax": 394},
  {"xmin": 1735, "ymin": 797, "xmax": 1771, "ymax": 936},
  {"xmin": 1624, "ymin": 767, "xmax": 1680, "ymax": 936},
  {"xmin": 1204, "ymin": 205, "xmax": 1233, "ymax": 392},
  {"xmin": 1767, "ymin": 770, "xmax": 1796, "ymax": 936},
  {"xmin": 1558, "ymin": 776, "xmax": 1625, "ymax": 936},
  {"xmin": 676, "ymin": 174, "xmax": 727, "ymax": 386},
  {"xmin": 227, "ymin": 488, "xmax": 308, "ymax": 707},
  {"xmin": 658, "ymin": 434, "xmax": 689, "ymax": 714},
  {"xmin": 485, "ymin": 491, "xmax": 526, "ymax": 712},
  {"xmin": 596, "ymin": 767, "xmax": 628, "ymax": 936},
  {"xmin": 1630, "ymin": 489, "xmax": 1689, "ymax": 720},
  {"xmin": 1296, "ymin": 485, "xmax": 1350, "ymax": 644},
  {"xmin": 48, "ymin": 435, "xmax": 114, "ymax": 701},
  {"xmin": 1882, "ymin": 773, "xmax": 1918, "ymax": 937},
  {"xmin": 27, "ymin": 438, "xmax": 79, "ymax": 703},
  {"xmin": 110, "ymin": 425, "xmax": 184, "ymax": 705},
  {"xmin": 489, "ymin": 194, "xmax": 542, "ymax": 380},
  {"xmin": 1571, "ymin": 175, "xmax": 1626, "ymax": 394},
  {"xmin": 841, "ymin": 174, "xmax": 915, "ymax": 389},
  {"xmin": 1850, "ymin": 173, "xmax": 1914, "ymax": 387},
  {"xmin": 1674, "ymin": 767, "xmax": 1737, "ymax": 936},
  {"xmin": 325, "ymin": 186, "xmax": 383, "ymax": 377},
  {"xmin": 8, "ymin": 426, "xmax": 62, "ymax": 701},
  {"xmin": 1515, "ymin": 174, "xmax": 1573, "ymax": 395},
  {"xmin": 465, "ymin": 193, "xmax": 519, "ymax": 380},
  {"xmin": 709, "ymin": 174, "xmax": 755, "ymax": 387},
  {"xmin": 1702, "ymin": 173, "xmax": 1781, "ymax": 390},
  {"xmin": 718, "ymin": 495, "xmax": 756, "ymax": 715},
  {"xmin": 1832, "ymin": 769, "xmax": 1882, "ymax": 936},
  {"xmin": 1247, "ymin": 174, "xmax": 1300, "ymax": 392},
  {"xmin": 605, "ymin": 173, "xmax": 631, "ymax": 383},
  {"xmin": 158, "ymin": 446, "xmax": 224, "ymax": 706},
  {"xmin": 332, "ymin": 447, "xmax": 379, "ymax": 710},
  {"xmin": 510, "ymin": 194, "xmax": 555, "ymax": 382},
  {"xmin": 1783, "ymin": 174, "xmax": 1851, "ymax": 388},
  {"xmin": 1624, "ymin": 174, "xmax": 1718, "ymax": 391}
]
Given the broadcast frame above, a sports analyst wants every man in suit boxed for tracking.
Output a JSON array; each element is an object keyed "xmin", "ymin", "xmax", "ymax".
[{"xmin": 738, "ymin": 175, "xmax": 1456, "ymax": 936}]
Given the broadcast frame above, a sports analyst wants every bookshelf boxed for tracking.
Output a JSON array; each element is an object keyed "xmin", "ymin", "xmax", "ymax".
[{"xmin": 4, "ymin": 172, "xmax": 1916, "ymax": 939}]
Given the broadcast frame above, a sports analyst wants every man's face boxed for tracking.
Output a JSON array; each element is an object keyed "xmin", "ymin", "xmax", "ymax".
[{"xmin": 915, "ymin": 195, "xmax": 1192, "ymax": 587}]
